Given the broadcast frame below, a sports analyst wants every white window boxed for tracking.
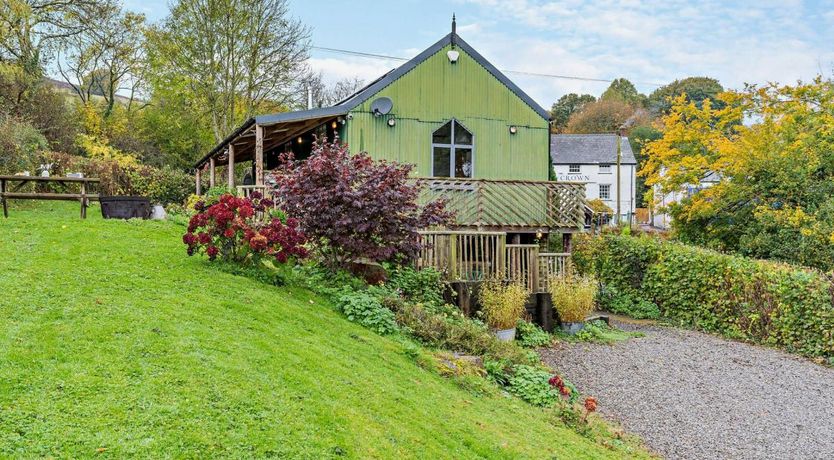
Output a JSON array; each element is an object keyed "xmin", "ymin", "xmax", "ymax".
[
  {"xmin": 432, "ymin": 120, "xmax": 473, "ymax": 178},
  {"xmin": 599, "ymin": 184, "xmax": 611, "ymax": 200},
  {"xmin": 599, "ymin": 164, "xmax": 611, "ymax": 174},
  {"xmin": 568, "ymin": 164, "xmax": 581, "ymax": 174}
]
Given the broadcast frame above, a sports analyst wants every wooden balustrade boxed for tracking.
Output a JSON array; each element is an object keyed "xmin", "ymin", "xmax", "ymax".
[
  {"xmin": 418, "ymin": 231, "xmax": 573, "ymax": 293},
  {"xmin": 413, "ymin": 178, "xmax": 588, "ymax": 231},
  {"xmin": 537, "ymin": 252, "xmax": 571, "ymax": 292}
]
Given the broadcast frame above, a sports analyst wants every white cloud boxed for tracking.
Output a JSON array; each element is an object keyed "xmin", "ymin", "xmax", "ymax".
[{"xmin": 307, "ymin": 0, "xmax": 834, "ymax": 107}]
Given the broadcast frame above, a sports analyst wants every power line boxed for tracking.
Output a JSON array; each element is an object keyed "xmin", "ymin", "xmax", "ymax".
[{"xmin": 311, "ymin": 45, "xmax": 663, "ymax": 87}]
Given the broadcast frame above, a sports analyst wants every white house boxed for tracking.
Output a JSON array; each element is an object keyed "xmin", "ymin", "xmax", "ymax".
[
  {"xmin": 652, "ymin": 171, "xmax": 721, "ymax": 229},
  {"xmin": 551, "ymin": 134, "xmax": 637, "ymax": 223}
]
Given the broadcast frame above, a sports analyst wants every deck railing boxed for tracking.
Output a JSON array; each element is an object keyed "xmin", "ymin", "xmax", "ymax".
[
  {"xmin": 417, "ymin": 231, "xmax": 572, "ymax": 293},
  {"xmin": 413, "ymin": 178, "xmax": 588, "ymax": 230}
]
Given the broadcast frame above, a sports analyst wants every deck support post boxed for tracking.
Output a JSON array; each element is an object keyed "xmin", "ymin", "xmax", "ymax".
[
  {"xmin": 562, "ymin": 232, "xmax": 572, "ymax": 253},
  {"xmin": 195, "ymin": 168, "xmax": 202, "ymax": 195},
  {"xmin": 255, "ymin": 124, "xmax": 264, "ymax": 186},
  {"xmin": 227, "ymin": 144, "xmax": 235, "ymax": 191},
  {"xmin": 209, "ymin": 158, "xmax": 215, "ymax": 188}
]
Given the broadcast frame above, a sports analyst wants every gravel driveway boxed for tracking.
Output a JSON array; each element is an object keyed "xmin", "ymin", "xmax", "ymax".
[{"xmin": 540, "ymin": 321, "xmax": 834, "ymax": 460}]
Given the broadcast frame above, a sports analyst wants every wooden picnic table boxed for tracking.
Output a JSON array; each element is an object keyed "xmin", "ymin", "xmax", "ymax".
[{"xmin": 0, "ymin": 175, "xmax": 101, "ymax": 218}]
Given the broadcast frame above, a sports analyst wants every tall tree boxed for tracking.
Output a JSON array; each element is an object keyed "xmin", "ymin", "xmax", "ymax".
[
  {"xmin": 563, "ymin": 98, "xmax": 636, "ymax": 134},
  {"xmin": 297, "ymin": 72, "xmax": 364, "ymax": 109},
  {"xmin": 0, "ymin": 0, "xmax": 105, "ymax": 75},
  {"xmin": 600, "ymin": 78, "xmax": 646, "ymax": 106},
  {"xmin": 147, "ymin": 0, "xmax": 310, "ymax": 142},
  {"xmin": 641, "ymin": 79, "xmax": 834, "ymax": 270},
  {"xmin": 56, "ymin": 5, "xmax": 147, "ymax": 117},
  {"xmin": 549, "ymin": 93, "xmax": 595, "ymax": 133},
  {"xmin": 648, "ymin": 77, "xmax": 724, "ymax": 115}
]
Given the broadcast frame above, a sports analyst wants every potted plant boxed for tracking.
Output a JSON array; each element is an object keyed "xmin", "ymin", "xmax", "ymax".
[
  {"xmin": 479, "ymin": 279, "xmax": 528, "ymax": 341},
  {"xmin": 548, "ymin": 273, "xmax": 597, "ymax": 334}
]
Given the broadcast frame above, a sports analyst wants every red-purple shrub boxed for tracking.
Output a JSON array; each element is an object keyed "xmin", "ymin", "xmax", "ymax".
[
  {"xmin": 183, "ymin": 193, "xmax": 308, "ymax": 264},
  {"xmin": 272, "ymin": 138, "xmax": 453, "ymax": 270}
]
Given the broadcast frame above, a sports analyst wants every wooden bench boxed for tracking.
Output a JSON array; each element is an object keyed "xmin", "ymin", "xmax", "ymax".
[{"xmin": 0, "ymin": 175, "xmax": 101, "ymax": 218}]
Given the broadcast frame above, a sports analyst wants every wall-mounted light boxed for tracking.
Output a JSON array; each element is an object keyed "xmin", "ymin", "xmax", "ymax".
[
  {"xmin": 297, "ymin": 136, "xmax": 303, "ymax": 144},
  {"xmin": 447, "ymin": 50, "xmax": 460, "ymax": 63},
  {"xmin": 387, "ymin": 117, "xmax": 396, "ymax": 127},
  {"xmin": 509, "ymin": 125, "xmax": 518, "ymax": 134},
  {"xmin": 331, "ymin": 121, "xmax": 338, "ymax": 129}
]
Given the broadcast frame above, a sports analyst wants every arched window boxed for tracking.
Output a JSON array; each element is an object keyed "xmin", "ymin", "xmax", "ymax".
[{"xmin": 431, "ymin": 120, "xmax": 473, "ymax": 177}]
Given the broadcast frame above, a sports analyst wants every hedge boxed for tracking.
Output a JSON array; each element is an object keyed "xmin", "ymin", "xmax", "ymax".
[
  {"xmin": 574, "ymin": 233, "xmax": 834, "ymax": 359},
  {"xmin": 45, "ymin": 151, "xmax": 193, "ymax": 205}
]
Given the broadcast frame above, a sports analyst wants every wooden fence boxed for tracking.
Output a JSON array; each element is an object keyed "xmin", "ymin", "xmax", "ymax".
[
  {"xmin": 413, "ymin": 178, "xmax": 588, "ymax": 230},
  {"xmin": 417, "ymin": 231, "xmax": 571, "ymax": 293}
]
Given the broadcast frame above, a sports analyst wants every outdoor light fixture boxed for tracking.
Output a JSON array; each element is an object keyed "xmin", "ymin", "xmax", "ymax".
[
  {"xmin": 509, "ymin": 125, "xmax": 518, "ymax": 134},
  {"xmin": 331, "ymin": 121, "xmax": 338, "ymax": 129},
  {"xmin": 535, "ymin": 231, "xmax": 543, "ymax": 240},
  {"xmin": 297, "ymin": 136, "xmax": 303, "ymax": 144},
  {"xmin": 387, "ymin": 117, "xmax": 396, "ymax": 127}
]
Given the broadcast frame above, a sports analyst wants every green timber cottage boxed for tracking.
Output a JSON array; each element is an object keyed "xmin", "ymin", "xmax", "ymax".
[{"xmin": 195, "ymin": 20, "xmax": 588, "ymax": 265}]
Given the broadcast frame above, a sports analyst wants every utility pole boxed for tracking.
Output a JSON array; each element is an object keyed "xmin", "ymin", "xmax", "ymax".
[{"xmin": 615, "ymin": 127, "xmax": 624, "ymax": 225}]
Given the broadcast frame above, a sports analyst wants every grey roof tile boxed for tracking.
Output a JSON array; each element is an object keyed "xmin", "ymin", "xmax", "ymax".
[{"xmin": 550, "ymin": 134, "xmax": 637, "ymax": 165}]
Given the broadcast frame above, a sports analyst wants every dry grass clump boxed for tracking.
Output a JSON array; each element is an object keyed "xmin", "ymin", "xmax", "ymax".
[
  {"xmin": 549, "ymin": 273, "xmax": 597, "ymax": 322},
  {"xmin": 479, "ymin": 279, "xmax": 529, "ymax": 330}
]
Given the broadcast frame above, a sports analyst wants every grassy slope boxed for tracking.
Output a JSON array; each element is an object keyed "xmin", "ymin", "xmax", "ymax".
[{"xmin": 0, "ymin": 203, "xmax": 639, "ymax": 459}]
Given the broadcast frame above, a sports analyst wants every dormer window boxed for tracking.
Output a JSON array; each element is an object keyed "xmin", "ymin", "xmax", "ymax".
[{"xmin": 432, "ymin": 120, "xmax": 473, "ymax": 178}]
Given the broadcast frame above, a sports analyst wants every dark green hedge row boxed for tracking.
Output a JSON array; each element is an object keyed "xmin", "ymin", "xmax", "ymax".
[{"xmin": 573, "ymin": 234, "xmax": 834, "ymax": 359}]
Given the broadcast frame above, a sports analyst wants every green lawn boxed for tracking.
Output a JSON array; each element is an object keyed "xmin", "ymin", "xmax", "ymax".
[{"xmin": 0, "ymin": 202, "xmax": 644, "ymax": 458}]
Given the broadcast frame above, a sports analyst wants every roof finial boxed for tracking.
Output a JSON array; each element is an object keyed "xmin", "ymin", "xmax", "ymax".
[{"xmin": 451, "ymin": 13, "xmax": 456, "ymax": 48}]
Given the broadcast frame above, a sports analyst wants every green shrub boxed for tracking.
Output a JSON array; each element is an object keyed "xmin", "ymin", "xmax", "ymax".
[
  {"xmin": 128, "ymin": 165, "xmax": 193, "ymax": 204},
  {"xmin": 336, "ymin": 290, "xmax": 399, "ymax": 335},
  {"xmin": 598, "ymin": 287, "xmax": 660, "ymax": 320},
  {"xmin": 576, "ymin": 234, "xmax": 834, "ymax": 359},
  {"xmin": 395, "ymin": 302, "xmax": 535, "ymax": 366},
  {"xmin": 387, "ymin": 266, "xmax": 446, "ymax": 307},
  {"xmin": 0, "ymin": 116, "xmax": 48, "ymax": 175},
  {"xmin": 516, "ymin": 320, "xmax": 552, "ymax": 348},
  {"xmin": 504, "ymin": 364, "xmax": 560, "ymax": 407}
]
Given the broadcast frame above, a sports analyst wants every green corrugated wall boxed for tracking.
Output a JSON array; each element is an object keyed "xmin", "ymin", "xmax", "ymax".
[{"xmin": 342, "ymin": 44, "xmax": 549, "ymax": 180}]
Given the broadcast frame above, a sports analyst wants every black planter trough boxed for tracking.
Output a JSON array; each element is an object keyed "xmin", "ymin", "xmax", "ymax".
[{"xmin": 100, "ymin": 196, "xmax": 151, "ymax": 220}]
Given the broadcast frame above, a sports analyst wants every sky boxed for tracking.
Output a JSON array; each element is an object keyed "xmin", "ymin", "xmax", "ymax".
[{"xmin": 126, "ymin": 0, "xmax": 834, "ymax": 107}]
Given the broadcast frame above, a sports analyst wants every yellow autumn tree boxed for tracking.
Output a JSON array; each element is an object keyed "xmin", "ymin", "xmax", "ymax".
[{"xmin": 639, "ymin": 78, "xmax": 834, "ymax": 269}]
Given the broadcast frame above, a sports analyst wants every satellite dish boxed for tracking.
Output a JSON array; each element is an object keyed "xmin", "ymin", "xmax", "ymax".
[{"xmin": 370, "ymin": 97, "xmax": 393, "ymax": 117}]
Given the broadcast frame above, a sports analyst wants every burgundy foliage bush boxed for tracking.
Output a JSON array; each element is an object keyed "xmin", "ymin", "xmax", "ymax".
[
  {"xmin": 272, "ymin": 138, "xmax": 453, "ymax": 270},
  {"xmin": 183, "ymin": 193, "xmax": 308, "ymax": 264}
]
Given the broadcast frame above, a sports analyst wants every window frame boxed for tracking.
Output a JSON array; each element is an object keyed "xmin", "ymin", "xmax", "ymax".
[
  {"xmin": 599, "ymin": 164, "xmax": 612, "ymax": 174},
  {"xmin": 568, "ymin": 164, "xmax": 581, "ymax": 174},
  {"xmin": 599, "ymin": 184, "xmax": 611, "ymax": 200},
  {"xmin": 431, "ymin": 119, "xmax": 475, "ymax": 178}
]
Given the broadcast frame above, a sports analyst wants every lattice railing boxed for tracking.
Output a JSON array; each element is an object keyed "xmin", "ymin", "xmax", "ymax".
[
  {"xmin": 413, "ymin": 178, "xmax": 587, "ymax": 229},
  {"xmin": 537, "ymin": 252, "xmax": 571, "ymax": 292}
]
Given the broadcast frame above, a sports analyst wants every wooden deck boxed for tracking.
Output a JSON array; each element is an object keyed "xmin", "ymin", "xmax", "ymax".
[
  {"xmin": 416, "ymin": 230, "xmax": 570, "ymax": 293},
  {"xmin": 413, "ymin": 178, "xmax": 588, "ymax": 232}
]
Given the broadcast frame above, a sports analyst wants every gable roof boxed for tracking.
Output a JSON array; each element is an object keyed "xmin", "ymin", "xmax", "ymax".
[
  {"xmin": 330, "ymin": 32, "xmax": 550, "ymax": 120},
  {"xmin": 550, "ymin": 134, "xmax": 637, "ymax": 165},
  {"xmin": 196, "ymin": 31, "xmax": 549, "ymax": 168}
]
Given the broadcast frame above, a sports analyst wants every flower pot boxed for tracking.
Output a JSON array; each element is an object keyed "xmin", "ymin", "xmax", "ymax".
[
  {"xmin": 495, "ymin": 327, "xmax": 516, "ymax": 342},
  {"xmin": 100, "ymin": 196, "xmax": 151, "ymax": 220},
  {"xmin": 560, "ymin": 322, "xmax": 585, "ymax": 335}
]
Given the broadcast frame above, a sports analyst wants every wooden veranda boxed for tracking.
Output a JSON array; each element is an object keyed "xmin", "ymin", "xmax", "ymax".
[{"xmin": 416, "ymin": 231, "xmax": 571, "ymax": 294}]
